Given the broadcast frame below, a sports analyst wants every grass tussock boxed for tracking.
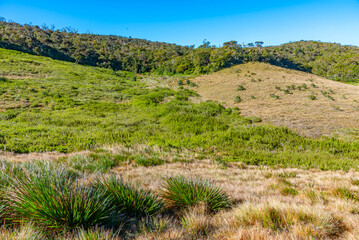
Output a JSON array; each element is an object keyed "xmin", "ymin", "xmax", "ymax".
[
  {"xmin": 160, "ymin": 176, "xmax": 231, "ymax": 212},
  {"xmin": 93, "ymin": 176, "xmax": 164, "ymax": 218},
  {"xmin": 181, "ymin": 205, "xmax": 215, "ymax": 238},
  {"xmin": 7, "ymin": 167, "xmax": 114, "ymax": 231},
  {"xmin": 233, "ymin": 203, "xmax": 347, "ymax": 238},
  {"xmin": 332, "ymin": 187, "xmax": 359, "ymax": 201}
]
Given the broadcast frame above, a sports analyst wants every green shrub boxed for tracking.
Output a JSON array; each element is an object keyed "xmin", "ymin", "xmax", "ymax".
[
  {"xmin": 237, "ymin": 85, "xmax": 246, "ymax": 91},
  {"xmin": 235, "ymin": 96, "xmax": 242, "ymax": 103},
  {"xmin": 7, "ymin": 167, "xmax": 114, "ymax": 230},
  {"xmin": 270, "ymin": 93, "xmax": 280, "ymax": 99},
  {"xmin": 160, "ymin": 176, "xmax": 230, "ymax": 212},
  {"xmin": 309, "ymin": 95, "xmax": 317, "ymax": 100},
  {"xmin": 177, "ymin": 80, "xmax": 184, "ymax": 86},
  {"xmin": 94, "ymin": 176, "xmax": 164, "ymax": 218},
  {"xmin": 189, "ymin": 82, "xmax": 198, "ymax": 87}
]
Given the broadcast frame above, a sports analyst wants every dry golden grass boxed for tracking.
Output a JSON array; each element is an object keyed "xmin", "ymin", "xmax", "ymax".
[
  {"xmin": 2, "ymin": 146, "xmax": 359, "ymax": 239},
  {"xmin": 114, "ymin": 159, "xmax": 359, "ymax": 239},
  {"xmin": 192, "ymin": 62, "xmax": 359, "ymax": 137}
]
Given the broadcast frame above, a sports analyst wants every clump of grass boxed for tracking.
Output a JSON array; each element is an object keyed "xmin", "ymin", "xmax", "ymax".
[
  {"xmin": 177, "ymin": 80, "xmax": 184, "ymax": 86},
  {"xmin": 305, "ymin": 189, "xmax": 327, "ymax": 205},
  {"xmin": 7, "ymin": 167, "xmax": 114, "ymax": 230},
  {"xmin": 234, "ymin": 96, "xmax": 242, "ymax": 103},
  {"xmin": 277, "ymin": 172, "xmax": 297, "ymax": 178},
  {"xmin": 250, "ymin": 95, "xmax": 255, "ymax": 99},
  {"xmin": 234, "ymin": 203, "xmax": 347, "ymax": 238},
  {"xmin": 310, "ymin": 83, "xmax": 317, "ymax": 88},
  {"xmin": 0, "ymin": 224, "xmax": 46, "ymax": 239},
  {"xmin": 213, "ymin": 155, "xmax": 227, "ymax": 169},
  {"xmin": 283, "ymin": 89, "xmax": 292, "ymax": 94},
  {"xmin": 245, "ymin": 116, "xmax": 262, "ymax": 123},
  {"xmin": 65, "ymin": 154, "xmax": 120, "ymax": 173},
  {"xmin": 94, "ymin": 176, "xmax": 164, "ymax": 218},
  {"xmin": 309, "ymin": 95, "xmax": 317, "ymax": 100},
  {"xmin": 237, "ymin": 85, "xmax": 246, "ymax": 91},
  {"xmin": 321, "ymin": 90, "xmax": 335, "ymax": 101},
  {"xmin": 333, "ymin": 106, "xmax": 343, "ymax": 111},
  {"xmin": 351, "ymin": 179, "xmax": 359, "ymax": 186},
  {"xmin": 181, "ymin": 205, "xmax": 214, "ymax": 238},
  {"xmin": 135, "ymin": 156, "xmax": 165, "ymax": 167},
  {"xmin": 160, "ymin": 176, "xmax": 230, "ymax": 212},
  {"xmin": 332, "ymin": 187, "xmax": 359, "ymax": 201},
  {"xmin": 270, "ymin": 93, "xmax": 280, "ymax": 99},
  {"xmin": 70, "ymin": 227, "xmax": 121, "ymax": 240},
  {"xmin": 280, "ymin": 186, "xmax": 299, "ymax": 196}
]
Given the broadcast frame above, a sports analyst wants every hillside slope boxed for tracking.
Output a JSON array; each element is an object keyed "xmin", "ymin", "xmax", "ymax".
[
  {"xmin": 1, "ymin": 48, "xmax": 359, "ymax": 170},
  {"xmin": 1, "ymin": 21, "xmax": 358, "ymax": 82},
  {"xmin": 193, "ymin": 62, "xmax": 359, "ymax": 137}
]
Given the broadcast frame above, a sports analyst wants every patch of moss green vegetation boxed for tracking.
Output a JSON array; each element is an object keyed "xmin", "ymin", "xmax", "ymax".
[{"xmin": 1, "ymin": 48, "xmax": 359, "ymax": 171}]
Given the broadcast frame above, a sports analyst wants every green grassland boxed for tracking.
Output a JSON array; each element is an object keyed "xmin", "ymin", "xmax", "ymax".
[{"xmin": 0, "ymin": 48, "xmax": 359, "ymax": 170}]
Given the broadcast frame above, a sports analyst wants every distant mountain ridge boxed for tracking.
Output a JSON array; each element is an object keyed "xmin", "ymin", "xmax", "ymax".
[{"xmin": 0, "ymin": 20, "xmax": 358, "ymax": 82}]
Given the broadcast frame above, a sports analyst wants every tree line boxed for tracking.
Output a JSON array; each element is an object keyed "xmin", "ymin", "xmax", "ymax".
[{"xmin": 0, "ymin": 20, "xmax": 358, "ymax": 82}]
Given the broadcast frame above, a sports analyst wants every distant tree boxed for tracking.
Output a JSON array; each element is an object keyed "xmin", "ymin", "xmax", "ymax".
[
  {"xmin": 255, "ymin": 41, "xmax": 264, "ymax": 47},
  {"xmin": 199, "ymin": 39, "xmax": 211, "ymax": 48},
  {"xmin": 223, "ymin": 41, "xmax": 239, "ymax": 48}
]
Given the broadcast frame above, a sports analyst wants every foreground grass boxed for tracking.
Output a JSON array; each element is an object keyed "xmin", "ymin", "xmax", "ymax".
[{"xmin": 1, "ymin": 157, "xmax": 359, "ymax": 239}]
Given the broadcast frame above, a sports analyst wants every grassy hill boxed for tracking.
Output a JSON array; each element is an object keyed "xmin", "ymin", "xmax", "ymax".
[
  {"xmin": 0, "ymin": 47, "xmax": 359, "ymax": 170},
  {"xmin": 193, "ymin": 62, "xmax": 359, "ymax": 137}
]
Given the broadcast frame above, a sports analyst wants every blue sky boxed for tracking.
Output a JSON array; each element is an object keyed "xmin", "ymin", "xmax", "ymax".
[{"xmin": 1, "ymin": 0, "xmax": 359, "ymax": 47}]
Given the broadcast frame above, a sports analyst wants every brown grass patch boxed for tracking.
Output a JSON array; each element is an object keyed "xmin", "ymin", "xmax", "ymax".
[{"xmin": 192, "ymin": 62, "xmax": 359, "ymax": 137}]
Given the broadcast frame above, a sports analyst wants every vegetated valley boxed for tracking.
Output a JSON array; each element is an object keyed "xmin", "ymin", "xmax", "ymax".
[{"xmin": 0, "ymin": 20, "xmax": 359, "ymax": 239}]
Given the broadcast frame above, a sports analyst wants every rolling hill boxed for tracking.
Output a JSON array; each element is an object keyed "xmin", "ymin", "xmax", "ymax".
[{"xmin": 193, "ymin": 62, "xmax": 359, "ymax": 137}]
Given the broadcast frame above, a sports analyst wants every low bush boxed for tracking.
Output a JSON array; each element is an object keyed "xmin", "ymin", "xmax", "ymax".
[{"xmin": 235, "ymin": 96, "xmax": 242, "ymax": 103}]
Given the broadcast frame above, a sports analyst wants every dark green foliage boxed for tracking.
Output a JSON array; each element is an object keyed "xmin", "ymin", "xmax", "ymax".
[
  {"xmin": 237, "ymin": 85, "xmax": 246, "ymax": 91},
  {"xmin": 177, "ymin": 80, "xmax": 184, "ymax": 86},
  {"xmin": 1, "ymin": 22, "xmax": 358, "ymax": 82},
  {"xmin": 94, "ymin": 176, "xmax": 164, "ymax": 218},
  {"xmin": 7, "ymin": 167, "xmax": 114, "ymax": 230},
  {"xmin": 235, "ymin": 96, "xmax": 242, "ymax": 103},
  {"xmin": 160, "ymin": 176, "xmax": 231, "ymax": 212},
  {"xmin": 309, "ymin": 95, "xmax": 317, "ymax": 100}
]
